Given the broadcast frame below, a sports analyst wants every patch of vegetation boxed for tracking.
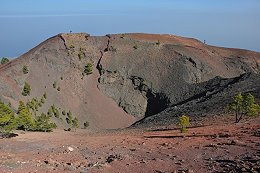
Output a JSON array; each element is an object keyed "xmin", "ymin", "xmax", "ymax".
[
  {"xmin": 49, "ymin": 105, "xmax": 60, "ymax": 118},
  {"xmin": 53, "ymin": 81, "xmax": 57, "ymax": 89},
  {"xmin": 84, "ymin": 62, "xmax": 93, "ymax": 75},
  {"xmin": 57, "ymin": 86, "xmax": 61, "ymax": 91},
  {"xmin": 83, "ymin": 121, "xmax": 89, "ymax": 129},
  {"xmin": 43, "ymin": 92, "xmax": 47, "ymax": 99},
  {"xmin": 110, "ymin": 46, "xmax": 117, "ymax": 52},
  {"xmin": 179, "ymin": 115, "xmax": 190, "ymax": 133},
  {"xmin": 32, "ymin": 113, "xmax": 57, "ymax": 132},
  {"xmin": 69, "ymin": 44, "xmax": 75, "ymax": 49},
  {"xmin": 78, "ymin": 51, "xmax": 85, "ymax": 61},
  {"xmin": 0, "ymin": 101, "xmax": 16, "ymax": 132},
  {"xmin": 229, "ymin": 92, "xmax": 260, "ymax": 123},
  {"xmin": 133, "ymin": 45, "xmax": 139, "ymax": 50},
  {"xmin": 72, "ymin": 117, "xmax": 79, "ymax": 128},
  {"xmin": 16, "ymin": 101, "xmax": 35, "ymax": 131},
  {"xmin": 22, "ymin": 65, "xmax": 29, "ymax": 74},
  {"xmin": 156, "ymin": 40, "xmax": 161, "ymax": 46},
  {"xmin": 1, "ymin": 57, "xmax": 9, "ymax": 65},
  {"xmin": 66, "ymin": 111, "xmax": 73, "ymax": 125},
  {"xmin": 27, "ymin": 98, "xmax": 39, "ymax": 115},
  {"xmin": 60, "ymin": 76, "xmax": 63, "ymax": 80},
  {"xmin": 22, "ymin": 82, "xmax": 31, "ymax": 96},
  {"xmin": 62, "ymin": 110, "xmax": 66, "ymax": 116}
]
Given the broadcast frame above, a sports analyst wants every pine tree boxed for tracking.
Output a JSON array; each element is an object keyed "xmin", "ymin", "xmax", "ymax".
[
  {"xmin": 16, "ymin": 101, "xmax": 35, "ymax": 130},
  {"xmin": 0, "ymin": 102, "xmax": 16, "ymax": 132},
  {"xmin": 229, "ymin": 93, "xmax": 260, "ymax": 123},
  {"xmin": 22, "ymin": 82, "xmax": 31, "ymax": 96},
  {"xmin": 33, "ymin": 113, "xmax": 57, "ymax": 132}
]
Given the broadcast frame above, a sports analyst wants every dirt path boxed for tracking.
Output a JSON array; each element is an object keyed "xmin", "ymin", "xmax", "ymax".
[{"xmin": 0, "ymin": 118, "xmax": 259, "ymax": 173}]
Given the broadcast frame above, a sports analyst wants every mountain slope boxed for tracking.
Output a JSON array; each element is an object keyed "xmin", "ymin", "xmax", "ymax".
[{"xmin": 0, "ymin": 33, "xmax": 260, "ymax": 129}]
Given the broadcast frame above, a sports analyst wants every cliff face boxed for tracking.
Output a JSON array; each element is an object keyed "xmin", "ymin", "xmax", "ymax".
[{"xmin": 0, "ymin": 33, "xmax": 260, "ymax": 129}]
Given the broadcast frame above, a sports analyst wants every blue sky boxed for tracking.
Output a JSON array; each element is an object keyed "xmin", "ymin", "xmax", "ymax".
[{"xmin": 1, "ymin": 0, "xmax": 260, "ymax": 57}]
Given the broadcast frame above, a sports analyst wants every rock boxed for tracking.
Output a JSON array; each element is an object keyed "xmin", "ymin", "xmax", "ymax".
[{"xmin": 67, "ymin": 146, "xmax": 74, "ymax": 152}]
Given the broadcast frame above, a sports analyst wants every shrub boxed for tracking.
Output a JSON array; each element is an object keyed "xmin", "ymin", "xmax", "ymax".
[
  {"xmin": 57, "ymin": 86, "xmax": 61, "ymax": 91},
  {"xmin": 179, "ymin": 115, "xmax": 190, "ymax": 133},
  {"xmin": 72, "ymin": 117, "xmax": 79, "ymax": 128},
  {"xmin": 83, "ymin": 121, "xmax": 89, "ymax": 129},
  {"xmin": 40, "ymin": 97, "xmax": 45, "ymax": 104},
  {"xmin": 62, "ymin": 110, "xmax": 66, "ymax": 116},
  {"xmin": 43, "ymin": 92, "xmax": 47, "ymax": 99},
  {"xmin": 229, "ymin": 92, "xmax": 260, "ymax": 123},
  {"xmin": 60, "ymin": 76, "xmax": 63, "ymax": 80},
  {"xmin": 1, "ymin": 57, "xmax": 9, "ymax": 65},
  {"xmin": 22, "ymin": 82, "xmax": 31, "ymax": 96},
  {"xmin": 53, "ymin": 81, "xmax": 57, "ymax": 88},
  {"xmin": 22, "ymin": 65, "xmax": 29, "ymax": 74},
  {"xmin": 78, "ymin": 51, "xmax": 85, "ymax": 61},
  {"xmin": 133, "ymin": 45, "xmax": 138, "ymax": 49},
  {"xmin": 84, "ymin": 62, "xmax": 93, "ymax": 75},
  {"xmin": 69, "ymin": 44, "xmax": 75, "ymax": 49},
  {"xmin": 51, "ymin": 105, "xmax": 60, "ymax": 118},
  {"xmin": 156, "ymin": 40, "xmax": 160, "ymax": 46}
]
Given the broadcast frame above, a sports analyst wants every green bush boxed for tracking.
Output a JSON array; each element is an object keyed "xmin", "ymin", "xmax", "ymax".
[
  {"xmin": 43, "ymin": 92, "xmax": 47, "ymax": 99},
  {"xmin": 22, "ymin": 65, "xmax": 29, "ymax": 74},
  {"xmin": 84, "ymin": 62, "xmax": 93, "ymax": 75},
  {"xmin": 179, "ymin": 115, "xmax": 190, "ymax": 133},
  {"xmin": 83, "ymin": 121, "xmax": 89, "ymax": 129},
  {"xmin": 72, "ymin": 117, "xmax": 79, "ymax": 128},
  {"xmin": 1, "ymin": 57, "xmax": 9, "ymax": 65},
  {"xmin": 78, "ymin": 51, "xmax": 85, "ymax": 60},
  {"xmin": 22, "ymin": 82, "xmax": 31, "ymax": 96},
  {"xmin": 53, "ymin": 81, "xmax": 57, "ymax": 88}
]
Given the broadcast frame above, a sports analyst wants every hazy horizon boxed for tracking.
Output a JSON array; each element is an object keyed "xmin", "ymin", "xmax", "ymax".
[{"xmin": 1, "ymin": 0, "xmax": 260, "ymax": 58}]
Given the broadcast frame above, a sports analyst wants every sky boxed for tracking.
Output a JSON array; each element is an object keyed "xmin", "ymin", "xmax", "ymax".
[{"xmin": 0, "ymin": 0, "xmax": 260, "ymax": 58}]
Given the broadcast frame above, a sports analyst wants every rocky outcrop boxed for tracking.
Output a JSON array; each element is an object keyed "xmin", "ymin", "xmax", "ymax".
[{"xmin": 97, "ymin": 34, "xmax": 260, "ymax": 120}]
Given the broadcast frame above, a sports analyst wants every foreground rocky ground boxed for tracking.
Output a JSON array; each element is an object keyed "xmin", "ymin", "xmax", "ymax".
[{"xmin": 0, "ymin": 116, "xmax": 259, "ymax": 173}]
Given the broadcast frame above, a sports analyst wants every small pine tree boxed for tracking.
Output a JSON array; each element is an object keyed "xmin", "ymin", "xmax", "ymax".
[
  {"xmin": 22, "ymin": 65, "xmax": 29, "ymax": 74},
  {"xmin": 22, "ymin": 82, "xmax": 31, "ymax": 96},
  {"xmin": 83, "ymin": 121, "xmax": 89, "ymax": 129},
  {"xmin": 16, "ymin": 101, "xmax": 35, "ymax": 131},
  {"xmin": 72, "ymin": 117, "xmax": 79, "ymax": 128},
  {"xmin": 43, "ymin": 92, "xmax": 47, "ymax": 99},
  {"xmin": 53, "ymin": 81, "xmax": 57, "ymax": 88},
  {"xmin": 84, "ymin": 63, "xmax": 93, "ymax": 75},
  {"xmin": 179, "ymin": 115, "xmax": 190, "ymax": 133},
  {"xmin": 1, "ymin": 57, "xmax": 9, "ymax": 65}
]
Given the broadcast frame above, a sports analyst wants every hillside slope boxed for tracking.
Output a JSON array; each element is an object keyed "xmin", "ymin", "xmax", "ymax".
[{"xmin": 0, "ymin": 33, "xmax": 260, "ymax": 129}]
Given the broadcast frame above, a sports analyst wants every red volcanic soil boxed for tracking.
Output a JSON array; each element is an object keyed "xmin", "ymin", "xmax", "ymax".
[{"xmin": 0, "ymin": 116, "xmax": 259, "ymax": 173}]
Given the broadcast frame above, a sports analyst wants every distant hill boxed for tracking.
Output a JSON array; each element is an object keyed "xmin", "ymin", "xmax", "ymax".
[{"xmin": 0, "ymin": 33, "xmax": 259, "ymax": 129}]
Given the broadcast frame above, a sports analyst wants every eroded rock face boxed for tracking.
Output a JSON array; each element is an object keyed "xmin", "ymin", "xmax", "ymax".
[{"xmin": 97, "ymin": 34, "xmax": 260, "ymax": 120}]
